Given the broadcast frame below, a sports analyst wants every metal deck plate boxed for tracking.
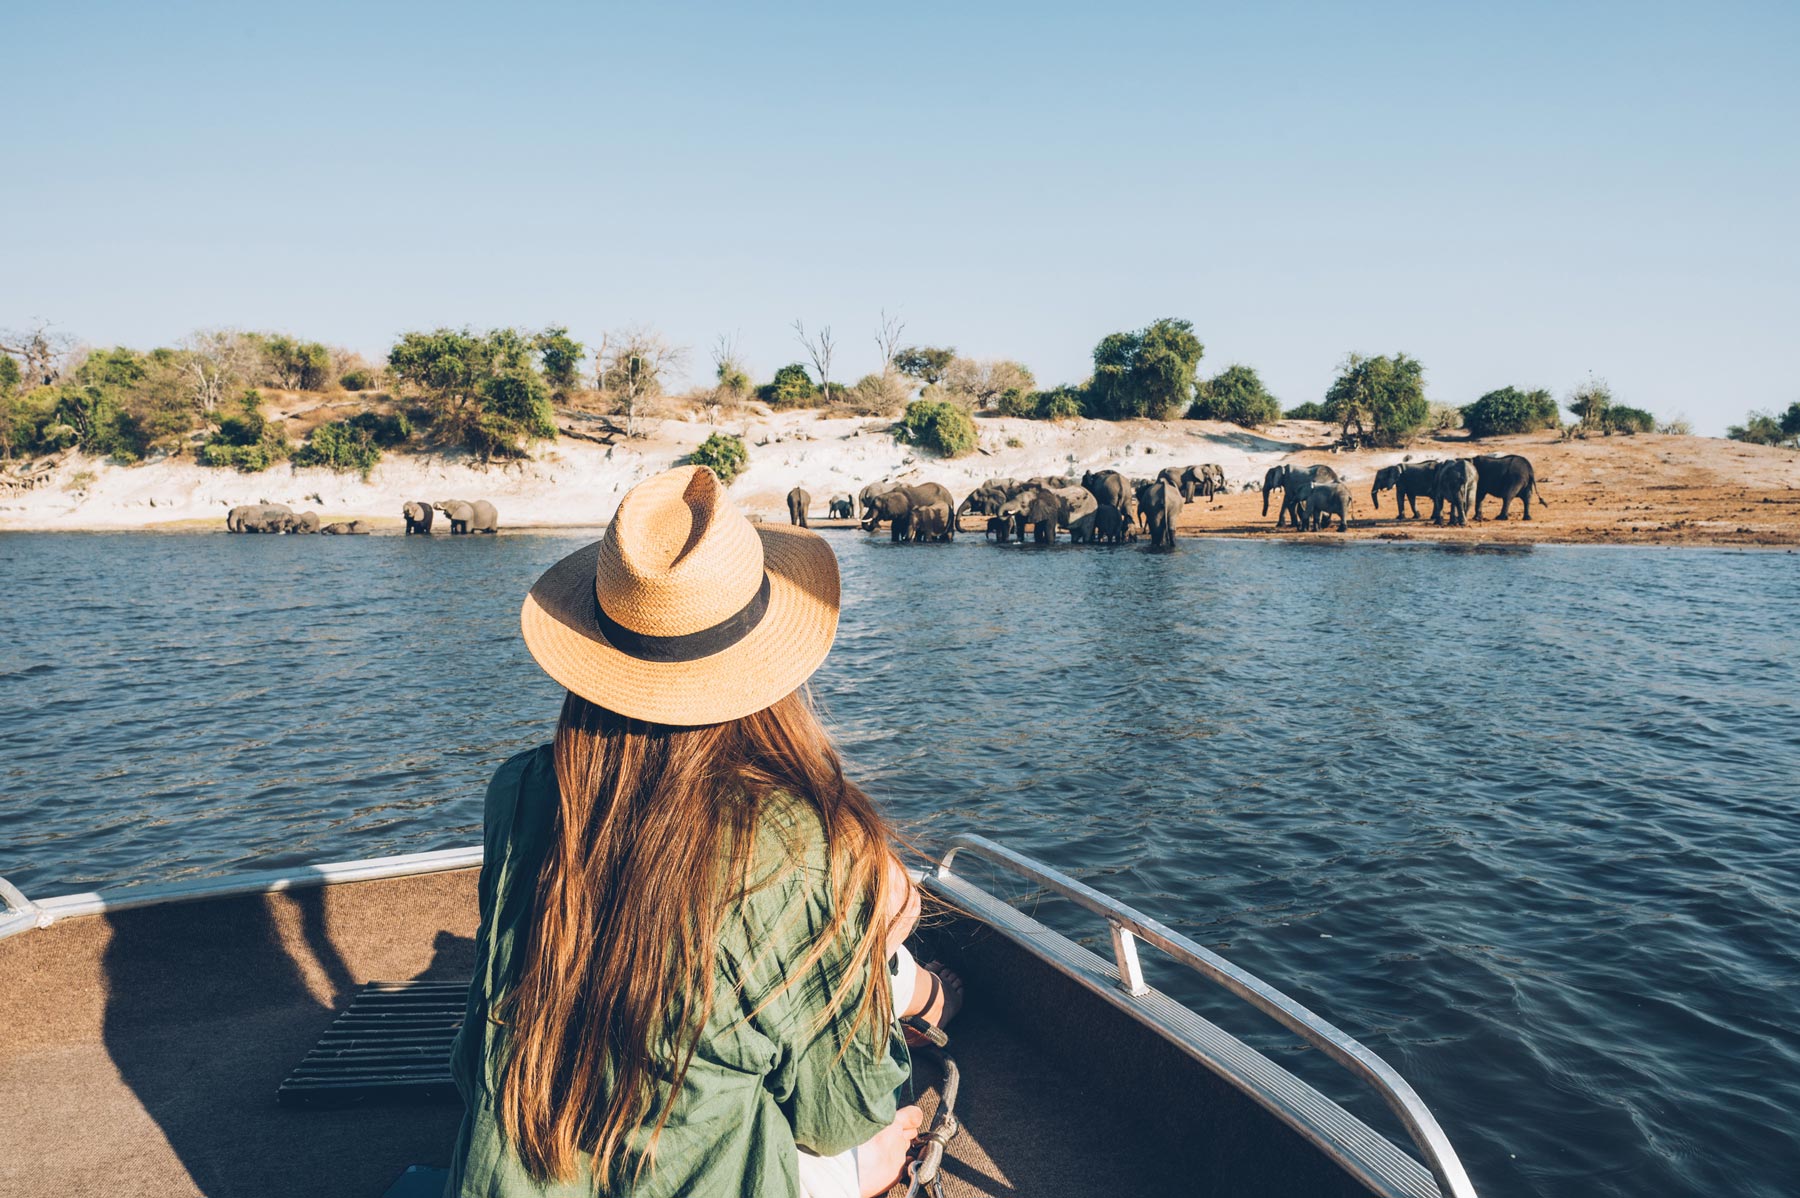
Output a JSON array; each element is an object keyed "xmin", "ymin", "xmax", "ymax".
[{"xmin": 277, "ymin": 980, "xmax": 466, "ymax": 1107}]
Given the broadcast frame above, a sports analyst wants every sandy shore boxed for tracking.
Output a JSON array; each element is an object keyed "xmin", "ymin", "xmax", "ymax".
[{"xmin": 3, "ymin": 410, "xmax": 1797, "ymax": 548}]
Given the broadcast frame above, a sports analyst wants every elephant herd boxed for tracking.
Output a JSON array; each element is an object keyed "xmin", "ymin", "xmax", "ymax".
[
  {"xmin": 224, "ymin": 499, "xmax": 499, "ymax": 535},
  {"xmin": 1262, "ymin": 453, "xmax": 1545, "ymax": 532}
]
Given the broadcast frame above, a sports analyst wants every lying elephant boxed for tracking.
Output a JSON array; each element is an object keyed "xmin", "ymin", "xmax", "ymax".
[
  {"xmin": 1432, "ymin": 459, "xmax": 1477, "ymax": 526},
  {"xmin": 322, "ymin": 520, "xmax": 369, "ymax": 535},
  {"xmin": 909, "ymin": 502, "xmax": 950, "ymax": 542},
  {"xmin": 1306, "ymin": 482, "xmax": 1354, "ymax": 531},
  {"xmin": 226, "ymin": 503, "xmax": 293, "ymax": 533},
  {"xmin": 285, "ymin": 511, "xmax": 321, "ymax": 534},
  {"xmin": 786, "ymin": 487, "xmax": 810, "ymax": 527},
  {"xmin": 403, "ymin": 500, "xmax": 434, "ymax": 535},
  {"xmin": 436, "ymin": 499, "xmax": 498, "ymax": 534}
]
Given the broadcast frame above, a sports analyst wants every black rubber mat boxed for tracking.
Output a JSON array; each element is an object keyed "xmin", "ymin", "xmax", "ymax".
[{"xmin": 277, "ymin": 979, "xmax": 466, "ymax": 1107}]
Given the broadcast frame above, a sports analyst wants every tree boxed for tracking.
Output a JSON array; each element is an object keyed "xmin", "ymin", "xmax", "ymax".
[
  {"xmin": 1566, "ymin": 378, "xmax": 1613, "ymax": 434},
  {"xmin": 1086, "ymin": 318, "xmax": 1204, "ymax": 420},
  {"xmin": 534, "ymin": 327, "xmax": 585, "ymax": 393},
  {"xmin": 892, "ymin": 345, "xmax": 955, "ymax": 386},
  {"xmin": 389, "ymin": 326, "xmax": 561, "ymax": 454},
  {"xmin": 1461, "ymin": 387, "xmax": 1560, "ymax": 439},
  {"xmin": 792, "ymin": 320, "xmax": 836, "ymax": 404},
  {"xmin": 600, "ymin": 327, "xmax": 686, "ymax": 437},
  {"xmin": 0, "ymin": 321, "xmax": 75, "ymax": 386},
  {"xmin": 686, "ymin": 431, "xmax": 748, "ymax": 484},
  {"xmin": 1727, "ymin": 411, "xmax": 1787, "ymax": 446},
  {"xmin": 0, "ymin": 353, "xmax": 20, "ymax": 397},
  {"xmin": 710, "ymin": 334, "xmax": 751, "ymax": 400},
  {"xmin": 874, "ymin": 310, "xmax": 906, "ymax": 378},
  {"xmin": 1605, "ymin": 405, "xmax": 1655, "ymax": 435},
  {"xmin": 1284, "ymin": 401, "xmax": 1328, "ymax": 421},
  {"xmin": 259, "ymin": 334, "xmax": 332, "ymax": 391},
  {"xmin": 940, "ymin": 358, "xmax": 1036, "ymax": 409},
  {"xmin": 1190, "ymin": 364, "xmax": 1279, "ymax": 427},
  {"xmin": 1781, "ymin": 401, "xmax": 1800, "ymax": 444},
  {"xmin": 1322, "ymin": 353, "xmax": 1428, "ymax": 446},
  {"xmin": 760, "ymin": 363, "xmax": 818, "ymax": 409},
  {"xmin": 179, "ymin": 329, "xmax": 258, "ymax": 415}
]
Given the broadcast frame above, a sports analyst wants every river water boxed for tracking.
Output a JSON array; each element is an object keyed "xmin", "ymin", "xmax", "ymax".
[{"xmin": 2, "ymin": 529, "xmax": 1796, "ymax": 1197}]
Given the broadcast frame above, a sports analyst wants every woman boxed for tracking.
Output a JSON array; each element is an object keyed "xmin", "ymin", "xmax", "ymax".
[{"xmin": 447, "ymin": 465, "xmax": 954, "ymax": 1198}]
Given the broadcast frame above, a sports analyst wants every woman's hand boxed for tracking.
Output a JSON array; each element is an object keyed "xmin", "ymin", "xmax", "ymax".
[
  {"xmin": 883, "ymin": 853, "xmax": 920, "ymax": 957},
  {"xmin": 855, "ymin": 1105, "xmax": 924, "ymax": 1197}
]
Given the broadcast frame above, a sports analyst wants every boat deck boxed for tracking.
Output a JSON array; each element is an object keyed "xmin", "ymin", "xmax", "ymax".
[{"xmin": 0, "ymin": 870, "xmax": 1189, "ymax": 1198}]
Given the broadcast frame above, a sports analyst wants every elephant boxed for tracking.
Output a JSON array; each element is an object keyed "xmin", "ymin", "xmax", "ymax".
[
  {"xmin": 1471, "ymin": 454, "xmax": 1546, "ymax": 521},
  {"xmin": 436, "ymin": 499, "xmax": 498, "ymax": 534},
  {"xmin": 1094, "ymin": 504, "xmax": 1130, "ymax": 544},
  {"xmin": 226, "ymin": 503, "xmax": 292, "ymax": 533},
  {"xmin": 1051, "ymin": 486, "xmax": 1099, "ymax": 543},
  {"xmin": 998, "ymin": 487, "xmax": 1062, "ymax": 544},
  {"xmin": 1081, "ymin": 469, "xmax": 1131, "ymax": 514},
  {"xmin": 402, "ymin": 501, "xmax": 434, "ymax": 535},
  {"xmin": 1262, "ymin": 464, "xmax": 1340, "ymax": 528},
  {"xmin": 909, "ymin": 502, "xmax": 951, "ymax": 542},
  {"xmin": 859, "ymin": 482, "xmax": 896, "ymax": 522},
  {"xmin": 958, "ymin": 482, "xmax": 1011, "ymax": 518},
  {"xmin": 862, "ymin": 482, "xmax": 956, "ymax": 541},
  {"xmin": 786, "ymin": 487, "xmax": 810, "ymax": 527},
  {"xmin": 1193, "ymin": 464, "xmax": 1225, "ymax": 499},
  {"xmin": 1432, "ymin": 459, "xmax": 1477, "ymax": 526},
  {"xmin": 1306, "ymin": 483, "xmax": 1354, "ymax": 531},
  {"xmin": 827, "ymin": 496, "xmax": 854, "ymax": 519},
  {"xmin": 1135, "ymin": 480, "xmax": 1183, "ymax": 549},
  {"xmin": 1371, "ymin": 461, "xmax": 1443, "ymax": 520},
  {"xmin": 284, "ymin": 511, "xmax": 322, "ymax": 534},
  {"xmin": 322, "ymin": 520, "xmax": 369, "ymax": 535},
  {"xmin": 984, "ymin": 515, "xmax": 1013, "ymax": 543}
]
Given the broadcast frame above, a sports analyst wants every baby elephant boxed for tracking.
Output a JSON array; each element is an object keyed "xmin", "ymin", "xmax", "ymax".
[
  {"xmin": 322, "ymin": 520, "xmax": 369, "ymax": 535},
  {"xmin": 909, "ymin": 502, "xmax": 950, "ymax": 542},
  {"xmin": 827, "ymin": 496, "xmax": 854, "ymax": 519},
  {"xmin": 1432, "ymin": 459, "xmax": 1477, "ymax": 527},
  {"xmin": 1307, "ymin": 483, "xmax": 1354, "ymax": 532}
]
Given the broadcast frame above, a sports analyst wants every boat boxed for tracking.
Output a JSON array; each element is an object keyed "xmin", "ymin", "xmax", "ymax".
[{"xmin": 0, "ymin": 833, "xmax": 1479, "ymax": 1197}]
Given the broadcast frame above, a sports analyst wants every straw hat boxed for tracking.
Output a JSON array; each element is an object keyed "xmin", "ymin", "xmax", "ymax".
[{"xmin": 521, "ymin": 465, "xmax": 840, "ymax": 726}]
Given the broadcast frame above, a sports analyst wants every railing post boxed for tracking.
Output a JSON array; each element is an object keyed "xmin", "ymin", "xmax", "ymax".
[{"xmin": 1110, "ymin": 919, "xmax": 1149, "ymax": 996}]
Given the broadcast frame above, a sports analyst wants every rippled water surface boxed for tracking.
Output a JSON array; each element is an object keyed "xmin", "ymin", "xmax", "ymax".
[{"xmin": 3, "ymin": 530, "xmax": 1797, "ymax": 1197}]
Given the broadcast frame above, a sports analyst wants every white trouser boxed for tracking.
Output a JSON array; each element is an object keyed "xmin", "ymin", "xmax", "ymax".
[{"xmin": 794, "ymin": 946, "xmax": 919, "ymax": 1198}]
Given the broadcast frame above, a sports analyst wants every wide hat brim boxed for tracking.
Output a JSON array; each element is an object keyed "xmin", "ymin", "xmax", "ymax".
[{"xmin": 520, "ymin": 523, "xmax": 840, "ymax": 726}]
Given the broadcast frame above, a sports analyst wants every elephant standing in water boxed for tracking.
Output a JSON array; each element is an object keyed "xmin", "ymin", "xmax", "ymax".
[
  {"xmin": 1135, "ymin": 480, "xmax": 1183, "ymax": 549},
  {"xmin": 1262, "ymin": 464, "xmax": 1339, "ymax": 528},
  {"xmin": 1094, "ymin": 504, "xmax": 1131, "ymax": 544},
  {"xmin": 1305, "ymin": 483, "xmax": 1354, "ymax": 531},
  {"xmin": 862, "ymin": 483, "xmax": 956, "ymax": 541},
  {"xmin": 226, "ymin": 503, "xmax": 293, "ymax": 533},
  {"xmin": 1472, "ymin": 454, "xmax": 1546, "ymax": 521},
  {"xmin": 403, "ymin": 501, "xmax": 435, "ymax": 535},
  {"xmin": 436, "ymin": 499, "xmax": 498, "ymax": 534},
  {"xmin": 998, "ymin": 487, "xmax": 1061, "ymax": 544},
  {"xmin": 786, "ymin": 487, "xmax": 810, "ymax": 527},
  {"xmin": 1371, "ymin": 461, "xmax": 1442, "ymax": 519},
  {"xmin": 1432, "ymin": 459, "xmax": 1477, "ymax": 526},
  {"xmin": 909, "ymin": 502, "xmax": 951, "ymax": 542}
]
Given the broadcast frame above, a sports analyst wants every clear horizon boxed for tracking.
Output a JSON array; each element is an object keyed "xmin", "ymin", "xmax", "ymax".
[{"xmin": 3, "ymin": 1, "xmax": 1795, "ymax": 436}]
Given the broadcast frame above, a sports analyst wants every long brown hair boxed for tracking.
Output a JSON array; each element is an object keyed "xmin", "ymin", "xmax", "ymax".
[{"xmin": 497, "ymin": 687, "xmax": 900, "ymax": 1185}]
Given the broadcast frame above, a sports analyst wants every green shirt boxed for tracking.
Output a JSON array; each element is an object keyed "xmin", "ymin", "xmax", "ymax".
[{"xmin": 446, "ymin": 745, "xmax": 910, "ymax": 1197}]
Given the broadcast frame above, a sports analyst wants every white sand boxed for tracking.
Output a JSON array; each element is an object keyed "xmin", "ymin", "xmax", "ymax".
[{"xmin": 0, "ymin": 410, "xmax": 1386, "ymax": 532}]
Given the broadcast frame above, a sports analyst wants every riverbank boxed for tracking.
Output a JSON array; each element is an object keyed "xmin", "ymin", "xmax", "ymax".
[{"xmin": 3, "ymin": 408, "xmax": 1796, "ymax": 546}]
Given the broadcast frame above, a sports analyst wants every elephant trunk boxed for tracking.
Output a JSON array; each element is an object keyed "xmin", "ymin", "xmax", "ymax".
[
  {"xmin": 1261, "ymin": 486, "xmax": 1272, "ymax": 517},
  {"xmin": 1370, "ymin": 486, "xmax": 1380, "ymax": 511}
]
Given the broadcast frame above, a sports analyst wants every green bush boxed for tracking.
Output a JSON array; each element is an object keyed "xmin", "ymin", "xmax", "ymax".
[
  {"xmin": 1038, "ymin": 387, "xmax": 1086, "ymax": 421},
  {"xmin": 995, "ymin": 387, "xmax": 1037, "ymax": 418},
  {"xmin": 896, "ymin": 400, "xmax": 978, "ymax": 457},
  {"xmin": 1461, "ymin": 387, "xmax": 1561, "ymax": 439},
  {"xmin": 1284, "ymin": 401, "xmax": 1327, "ymax": 421},
  {"xmin": 759, "ymin": 363, "xmax": 819, "ymax": 409},
  {"xmin": 686, "ymin": 432, "xmax": 748, "ymax": 484},
  {"xmin": 292, "ymin": 420, "xmax": 381, "ymax": 476},
  {"xmin": 200, "ymin": 437, "xmax": 288, "ymax": 472},
  {"xmin": 346, "ymin": 409, "xmax": 412, "ymax": 447},
  {"xmin": 1606, "ymin": 405, "xmax": 1655, "ymax": 435},
  {"xmin": 1190, "ymin": 365, "xmax": 1280, "ymax": 427},
  {"xmin": 1323, "ymin": 353, "xmax": 1429, "ymax": 446},
  {"xmin": 339, "ymin": 368, "xmax": 380, "ymax": 391},
  {"xmin": 1086, "ymin": 318, "xmax": 1205, "ymax": 420},
  {"xmin": 0, "ymin": 354, "xmax": 20, "ymax": 397},
  {"xmin": 1726, "ymin": 412, "xmax": 1785, "ymax": 446}
]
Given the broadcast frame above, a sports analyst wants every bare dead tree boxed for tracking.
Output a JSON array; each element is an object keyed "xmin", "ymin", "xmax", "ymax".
[
  {"xmin": 601, "ymin": 327, "xmax": 687, "ymax": 437},
  {"xmin": 707, "ymin": 332, "xmax": 751, "ymax": 426},
  {"xmin": 874, "ymin": 309, "xmax": 905, "ymax": 377},
  {"xmin": 0, "ymin": 320, "xmax": 76, "ymax": 386},
  {"xmin": 591, "ymin": 332, "xmax": 611, "ymax": 392},
  {"xmin": 793, "ymin": 319, "xmax": 836, "ymax": 404},
  {"xmin": 180, "ymin": 329, "xmax": 259, "ymax": 414}
]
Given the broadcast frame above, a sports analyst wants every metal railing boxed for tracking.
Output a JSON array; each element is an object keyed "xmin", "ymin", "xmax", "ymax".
[
  {"xmin": 938, "ymin": 834, "xmax": 1478, "ymax": 1198},
  {"xmin": 0, "ymin": 846, "xmax": 483, "ymax": 943}
]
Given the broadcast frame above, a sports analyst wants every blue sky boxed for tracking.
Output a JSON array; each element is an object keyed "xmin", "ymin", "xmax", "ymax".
[{"xmin": 3, "ymin": 0, "xmax": 1795, "ymax": 433}]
